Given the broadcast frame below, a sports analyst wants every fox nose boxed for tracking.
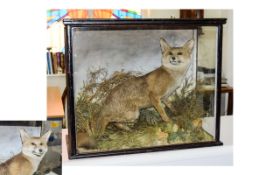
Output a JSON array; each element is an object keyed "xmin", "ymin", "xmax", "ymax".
[
  {"xmin": 39, "ymin": 149, "xmax": 43, "ymax": 153},
  {"xmin": 172, "ymin": 57, "xmax": 176, "ymax": 60}
]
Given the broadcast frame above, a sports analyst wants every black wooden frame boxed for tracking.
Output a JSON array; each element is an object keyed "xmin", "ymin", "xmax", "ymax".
[
  {"xmin": 63, "ymin": 18, "xmax": 227, "ymax": 159},
  {"xmin": 0, "ymin": 121, "xmax": 42, "ymax": 127}
]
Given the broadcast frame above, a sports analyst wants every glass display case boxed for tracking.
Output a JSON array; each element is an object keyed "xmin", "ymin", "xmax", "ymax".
[{"xmin": 63, "ymin": 18, "xmax": 227, "ymax": 159}]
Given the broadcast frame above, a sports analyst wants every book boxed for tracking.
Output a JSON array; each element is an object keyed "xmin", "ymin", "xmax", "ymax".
[
  {"xmin": 52, "ymin": 52, "xmax": 58, "ymax": 74},
  {"xmin": 60, "ymin": 53, "xmax": 65, "ymax": 73},
  {"xmin": 46, "ymin": 52, "xmax": 50, "ymax": 74},
  {"xmin": 56, "ymin": 52, "xmax": 63, "ymax": 74},
  {"xmin": 46, "ymin": 50, "xmax": 66, "ymax": 75},
  {"xmin": 47, "ymin": 49, "xmax": 53, "ymax": 74}
]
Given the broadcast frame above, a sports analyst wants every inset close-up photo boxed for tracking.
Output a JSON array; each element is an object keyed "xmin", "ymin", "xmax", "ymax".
[{"xmin": 0, "ymin": 121, "xmax": 62, "ymax": 175}]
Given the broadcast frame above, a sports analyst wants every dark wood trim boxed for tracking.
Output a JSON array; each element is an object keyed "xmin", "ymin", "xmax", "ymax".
[
  {"xmin": 215, "ymin": 24, "xmax": 223, "ymax": 142},
  {"xmin": 0, "ymin": 121, "xmax": 42, "ymax": 127},
  {"xmin": 180, "ymin": 10, "xmax": 204, "ymax": 19},
  {"xmin": 69, "ymin": 139, "xmax": 222, "ymax": 159},
  {"xmin": 222, "ymin": 87, "xmax": 233, "ymax": 115},
  {"xmin": 63, "ymin": 18, "xmax": 226, "ymax": 26},
  {"xmin": 64, "ymin": 24, "xmax": 78, "ymax": 158}
]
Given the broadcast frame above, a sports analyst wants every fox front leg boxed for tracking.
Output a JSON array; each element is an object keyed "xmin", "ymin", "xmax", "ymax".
[
  {"xmin": 162, "ymin": 98, "xmax": 177, "ymax": 115},
  {"xmin": 149, "ymin": 93, "xmax": 171, "ymax": 122}
]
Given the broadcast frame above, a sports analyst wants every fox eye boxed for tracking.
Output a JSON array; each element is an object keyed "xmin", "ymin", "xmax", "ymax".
[
  {"xmin": 177, "ymin": 52, "xmax": 183, "ymax": 55},
  {"xmin": 168, "ymin": 51, "xmax": 173, "ymax": 55},
  {"xmin": 40, "ymin": 143, "xmax": 43, "ymax": 146},
  {"xmin": 31, "ymin": 142, "xmax": 35, "ymax": 146}
]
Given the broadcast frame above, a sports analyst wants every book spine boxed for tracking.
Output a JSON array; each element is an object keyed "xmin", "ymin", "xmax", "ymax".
[
  {"xmin": 56, "ymin": 52, "xmax": 63, "ymax": 74},
  {"xmin": 60, "ymin": 53, "xmax": 65, "ymax": 73},
  {"xmin": 46, "ymin": 52, "xmax": 50, "ymax": 74},
  {"xmin": 56, "ymin": 52, "xmax": 61, "ymax": 68},
  {"xmin": 47, "ymin": 51, "xmax": 53, "ymax": 74},
  {"xmin": 52, "ymin": 52, "xmax": 58, "ymax": 74}
]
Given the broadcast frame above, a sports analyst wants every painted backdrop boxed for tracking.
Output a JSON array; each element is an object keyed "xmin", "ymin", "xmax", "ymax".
[{"xmin": 72, "ymin": 29, "xmax": 197, "ymax": 97}]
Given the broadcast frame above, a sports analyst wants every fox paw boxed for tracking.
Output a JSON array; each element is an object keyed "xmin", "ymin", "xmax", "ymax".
[{"xmin": 162, "ymin": 116, "xmax": 171, "ymax": 122}]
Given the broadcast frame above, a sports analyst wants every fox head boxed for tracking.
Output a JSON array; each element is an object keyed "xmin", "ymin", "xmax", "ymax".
[
  {"xmin": 20, "ymin": 129, "xmax": 51, "ymax": 159},
  {"xmin": 160, "ymin": 38, "xmax": 194, "ymax": 70}
]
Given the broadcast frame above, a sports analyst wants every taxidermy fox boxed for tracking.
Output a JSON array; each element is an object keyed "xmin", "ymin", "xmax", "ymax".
[
  {"xmin": 0, "ymin": 129, "xmax": 51, "ymax": 175},
  {"xmin": 88, "ymin": 37, "xmax": 194, "ymax": 139}
]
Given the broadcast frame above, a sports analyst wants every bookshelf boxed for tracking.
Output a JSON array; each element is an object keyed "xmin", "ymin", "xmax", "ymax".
[
  {"xmin": 47, "ymin": 74, "xmax": 66, "ymax": 78},
  {"xmin": 47, "ymin": 74, "xmax": 66, "ymax": 94},
  {"xmin": 46, "ymin": 48, "xmax": 65, "ymax": 75},
  {"xmin": 46, "ymin": 47, "xmax": 66, "ymax": 105},
  {"xmin": 46, "ymin": 48, "xmax": 66, "ymax": 120},
  {"xmin": 46, "ymin": 47, "xmax": 66, "ymax": 113}
]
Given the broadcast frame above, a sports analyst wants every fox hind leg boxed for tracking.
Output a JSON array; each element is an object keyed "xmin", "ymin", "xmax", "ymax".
[
  {"xmin": 114, "ymin": 123, "xmax": 131, "ymax": 131},
  {"xmin": 114, "ymin": 110, "xmax": 139, "ymax": 131},
  {"xmin": 95, "ymin": 110, "xmax": 139, "ymax": 136}
]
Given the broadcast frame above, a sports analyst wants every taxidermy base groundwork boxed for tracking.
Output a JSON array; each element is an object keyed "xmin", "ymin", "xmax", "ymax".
[{"xmin": 75, "ymin": 68, "xmax": 214, "ymax": 153}]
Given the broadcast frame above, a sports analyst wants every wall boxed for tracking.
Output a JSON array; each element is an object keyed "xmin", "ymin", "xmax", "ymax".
[{"xmin": 141, "ymin": 9, "xmax": 179, "ymax": 18}]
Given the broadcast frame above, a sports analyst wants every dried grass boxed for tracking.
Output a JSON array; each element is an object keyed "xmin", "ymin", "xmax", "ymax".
[{"xmin": 75, "ymin": 68, "xmax": 140, "ymax": 134}]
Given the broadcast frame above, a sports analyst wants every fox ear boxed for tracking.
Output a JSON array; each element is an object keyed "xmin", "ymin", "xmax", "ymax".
[
  {"xmin": 19, "ymin": 129, "xmax": 30, "ymax": 143},
  {"xmin": 183, "ymin": 39, "xmax": 195, "ymax": 52},
  {"xmin": 41, "ymin": 130, "xmax": 52, "ymax": 143},
  {"xmin": 160, "ymin": 38, "xmax": 170, "ymax": 53}
]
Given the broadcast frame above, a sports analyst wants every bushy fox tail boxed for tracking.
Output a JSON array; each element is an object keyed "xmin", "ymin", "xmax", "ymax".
[
  {"xmin": 76, "ymin": 132, "xmax": 97, "ymax": 149},
  {"xmin": 76, "ymin": 116, "xmax": 109, "ymax": 149}
]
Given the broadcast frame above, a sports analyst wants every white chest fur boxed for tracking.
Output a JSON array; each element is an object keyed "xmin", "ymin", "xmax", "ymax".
[
  {"xmin": 24, "ymin": 155, "xmax": 43, "ymax": 174},
  {"xmin": 164, "ymin": 71, "xmax": 186, "ymax": 98}
]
